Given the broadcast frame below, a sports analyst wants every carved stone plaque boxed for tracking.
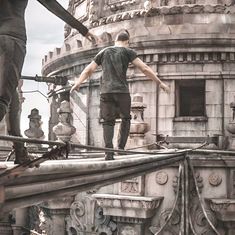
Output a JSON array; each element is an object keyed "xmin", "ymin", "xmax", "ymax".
[{"xmin": 119, "ymin": 176, "xmax": 144, "ymax": 196}]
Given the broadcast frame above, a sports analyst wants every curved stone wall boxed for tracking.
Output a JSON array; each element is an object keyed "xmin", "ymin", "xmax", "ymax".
[{"xmin": 42, "ymin": 1, "xmax": 235, "ymax": 147}]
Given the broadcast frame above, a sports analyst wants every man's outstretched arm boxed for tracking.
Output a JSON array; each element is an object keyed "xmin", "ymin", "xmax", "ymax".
[
  {"xmin": 37, "ymin": 0, "xmax": 96, "ymax": 42},
  {"xmin": 70, "ymin": 61, "xmax": 98, "ymax": 92},
  {"xmin": 132, "ymin": 57, "xmax": 170, "ymax": 93}
]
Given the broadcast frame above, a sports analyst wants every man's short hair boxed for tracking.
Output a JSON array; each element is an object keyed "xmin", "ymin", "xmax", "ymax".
[{"xmin": 116, "ymin": 31, "xmax": 130, "ymax": 41}]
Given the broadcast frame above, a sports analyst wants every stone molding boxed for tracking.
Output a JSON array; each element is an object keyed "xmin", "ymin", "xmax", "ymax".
[
  {"xmin": 93, "ymin": 194, "xmax": 163, "ymax": 219},
  {"xmin": 90, "ymin": 4, "xmax": 234, "ymax": 27},
  {"xmin": 42, "ymin": 49, "xmax": 235, "ymax": 76}
]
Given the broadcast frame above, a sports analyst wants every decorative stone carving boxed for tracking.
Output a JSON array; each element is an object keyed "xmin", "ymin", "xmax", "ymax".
[
  {"xmin": 66, "ymin": 194, "xmax": 116, "ymax": 234},
  {"xmin": 53, "ymin": 100, "xmax": 76, "ymax": 142},
  {"xmin": 121, "ymin": 225, "xmax": 137, "ymax": 235},
  {"xmin": 150, "ymin": 208, "xmax": 181, "ymax": 235},
  {"xmin": 155, "ymin": 171, "xmax": 169, "ymax": 185},
  {"xmin": 119, "ymin": 176, "xmax": 144, "ymax": 196},
  {"xmin": 208, "ymin": 172, "xmax": 222, "ymax": 187},
  {"xmin": 191, "ymin": 204, "xmax": 218, "ymax": 235}
]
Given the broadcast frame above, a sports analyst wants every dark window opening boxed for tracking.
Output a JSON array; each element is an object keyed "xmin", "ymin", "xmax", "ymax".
[{"xmin": 176, "ymin": 80, "xmax": 205, "ymax": 117}]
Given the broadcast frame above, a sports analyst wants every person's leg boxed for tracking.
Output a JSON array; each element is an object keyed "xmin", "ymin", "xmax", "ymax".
[
  {"xmin": 114, "ymin": 93, "xmax": 131, "ymax": 150},
  {"xmin": 100, "ymin": 94, "xmax": 116, "ymax": 160},
  {"xmin": 0, "ymin": 36, "xmax": 15, "ymax": 121},
  {"xmin": 0, "ymin": 36, "xmax": 28, "ymax": 164}
]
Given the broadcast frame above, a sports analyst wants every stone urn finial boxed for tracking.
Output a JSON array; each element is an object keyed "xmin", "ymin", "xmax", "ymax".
[
  {"xmin": 24, "ymin": 108, "xmax": 44, "ymax": 139},
  {"xmin": 24, "ymin": 108, "xmax": 44, "ymax": 149},
  {"xmin": 130, "ymin": 94, "xmax": 149, "ymax": 135},
  {"xmin": 128, "ymin": 94, "xmax": 149, "ymax": 149},
  {"xmin": 53, "ymin": 100, "xmax": 76, "ymax": 142}
]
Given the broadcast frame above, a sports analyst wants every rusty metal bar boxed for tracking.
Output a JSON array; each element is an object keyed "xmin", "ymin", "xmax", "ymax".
[
  {"xmin": 21, "ymin": 75, "xmax": 68, "ymax": 85},
  {"xmin": 2, "ymin": 154, "xmax": 185, "ymax": 213}
]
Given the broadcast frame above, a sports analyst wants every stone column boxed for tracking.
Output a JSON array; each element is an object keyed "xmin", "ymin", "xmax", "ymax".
[{"xmin": 53, "ymin": 100, "xmax": 76, "ymax": 142}]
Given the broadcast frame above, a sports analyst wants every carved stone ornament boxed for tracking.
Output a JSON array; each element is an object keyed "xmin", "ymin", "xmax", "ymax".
[
  {"xmin": 121, "ymin": 225, "xmax": 137, "ymax": 235},
  {"xmin": 190, "ymin": 204, "xmax": 217, "ymax": 235},
  {"xmin": 150, "ymin": 208, "xmax": 181, "ymax": 235},
  {"xmin": 208, "ymin": 173, "xmax": 222, "ymax": 187},
  {"xmin": 155, "ymin": 171, "xmax": 169, "ymax": 185},
  {"xmin": 66, "ymin": 195, "xmax": 116, "ymax": 234},
  {"xmin": 119, "ymin": 176, "xmax": 144, "ymax": 195}
]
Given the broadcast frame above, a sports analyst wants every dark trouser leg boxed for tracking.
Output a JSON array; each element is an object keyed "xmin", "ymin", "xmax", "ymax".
[
  {"xmin": 118, "ymin": 118, "xmax": 130, "ymax": 150},
  {"xmin": 100, "ymin": 94, "xmax": 116, "ymax": 160},
  {"xmin": 103, "ymin": 123, "xmax": 114, "ymax": 149},
  {"xmin": 7, "ymin": 90, "xmax": 28, "ymax": 164},
  {"xmin": 113, "ymin": 93, "xmax": 131, "ymax": 150},
  {"xmin": 0, "ymin": 36, "xmax": 27, "ymax": 164}
]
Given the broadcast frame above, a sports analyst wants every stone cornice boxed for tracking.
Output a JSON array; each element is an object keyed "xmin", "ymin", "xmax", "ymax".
[
  {"xmin": 90, "ymin": 4, "xmax": 235, "ymax": 27},
  {"xmin": 93, "ymin": 194, "xmax": 163, "ymax": 219}
]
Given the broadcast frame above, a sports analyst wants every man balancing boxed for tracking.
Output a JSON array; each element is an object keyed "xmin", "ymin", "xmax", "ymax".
[
  {"xmin": 0, "ymin": 0, "xmax": 97, "ymax": 164},
  {"xmin": 71, "ymin": 31, "xmax": 170, "ymax": 160}
]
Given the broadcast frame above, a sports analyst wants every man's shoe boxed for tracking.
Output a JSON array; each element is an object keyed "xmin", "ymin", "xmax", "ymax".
[{"xmin": 105, "ymin": 153, "xmax": 114, "ymax": 161}]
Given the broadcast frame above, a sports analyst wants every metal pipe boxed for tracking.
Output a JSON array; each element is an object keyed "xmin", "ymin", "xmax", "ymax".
[
  {"xmin": 3, "ymin": 152, "xmax": 184, "ymax": 179},
  {"xmin": 5, "ymin": 154, "xmax": 185, "ymax": 199},
  {"xmin": 2, "ymin": 155, "xmax": 185, "ymax": 212},
  {"xmin": 21, "ymin": 75, "xmax": 68, "ymax": 85}
]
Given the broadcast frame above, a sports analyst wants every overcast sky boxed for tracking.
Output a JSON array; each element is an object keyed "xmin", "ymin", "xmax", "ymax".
[{"xmin": 21, "ymin": 0, "xmax": 69, "ymax": 138}]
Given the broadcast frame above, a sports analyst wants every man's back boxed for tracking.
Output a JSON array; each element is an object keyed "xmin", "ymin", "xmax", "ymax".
[
  {"xmin": 94, "ymin": 46, "xmax": 137, "ymax": 94},
  {"xmin": 0, "ymin": 0, "xmax": 28, "ymax": 41}
]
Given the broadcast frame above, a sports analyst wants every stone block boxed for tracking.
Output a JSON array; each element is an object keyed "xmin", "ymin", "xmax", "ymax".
[
  {"xmin": 206, "ymin": 91, "xmax": 223, "ymax": 105},
  {"xmin": 207, "ymin": 117, "xmax": 223, "ymax": 132},
  {"xmin": 224, "ymin": 92, "xmax": 235, "ymax": 105},
  {"xmin": 158, "ymin": 117, "xmax": 174, "ymax": 132},
  {"xmin": 173, "ymin": 120, "xmax": 207, "ymax": 132},
  {"xmin": 223, "ymin": 63, "xmax": 235, "ymax": 72},
  {"xmin": 159, "ymin": 91, "xmax": 174, "ymax": 105},
  {"xmin": 176, "ymin": 63, "xmax": 203, "ymax": 73},
  {"xmin": 203, "ymin": 63, "xmax": 223, "ymax": 72},
  {"xmin": 158, "ymin": 64, "xmax": 177, "ymax": 73},
  {"xmin": 206, "ymin": 104, "xmax": 223, "ymax": 118},
  {"xmin": 158, "ymin": 105, "xmax": 175, "ymax": 118},
  {"xmin": 206, "ymin": 80, "xmax": 222, "ymax": 92}
]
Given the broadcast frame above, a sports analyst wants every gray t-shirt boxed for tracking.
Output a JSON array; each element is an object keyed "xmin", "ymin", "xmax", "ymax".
[
  {"xmin": 94, "ymin": 46, "xmax": 137, "ymax": 94},
  {"xmin": 0, "ymin": 0, "xmax": 28, "ymax": 42}
]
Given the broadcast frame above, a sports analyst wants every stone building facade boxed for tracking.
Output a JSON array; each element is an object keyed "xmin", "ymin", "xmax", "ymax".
[{"xmin": 39, "ymin": 0, "xmax": 235, "ymax": 234}]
